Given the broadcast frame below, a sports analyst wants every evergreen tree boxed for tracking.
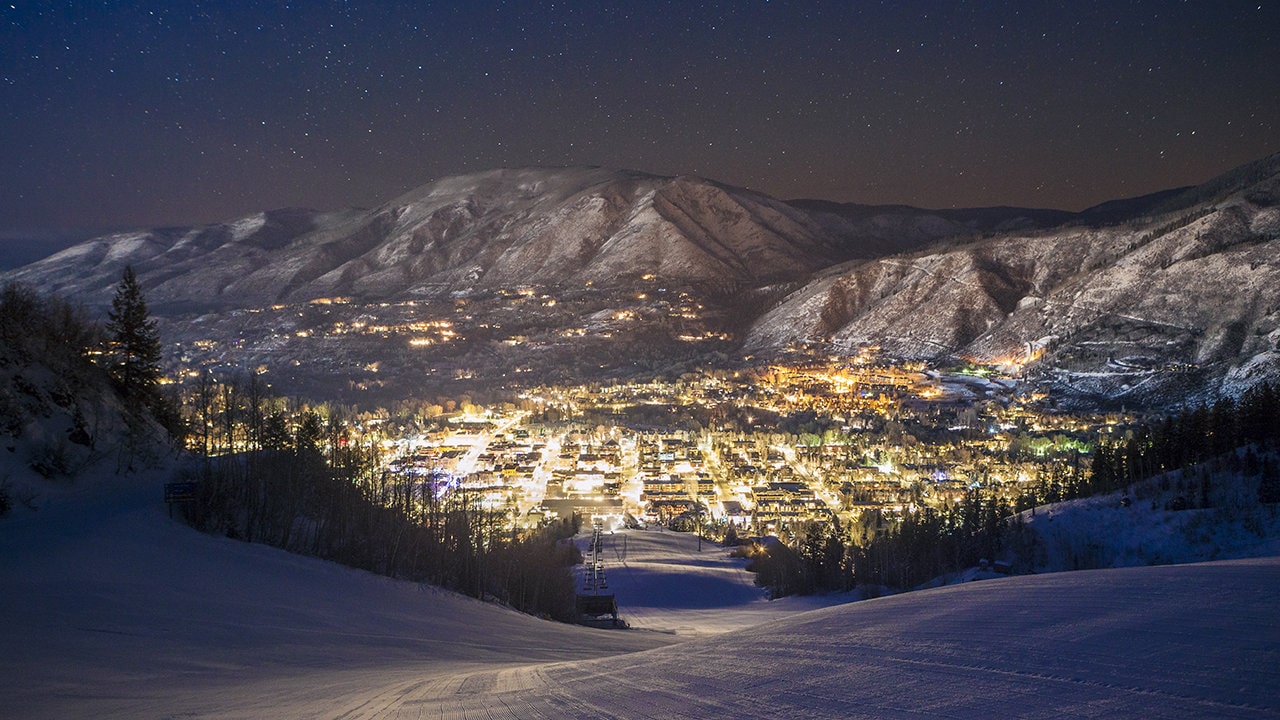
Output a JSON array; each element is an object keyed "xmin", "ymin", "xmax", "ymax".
[
  {"xmin": 1259, "ymin": 458, "xmax": 1280, "ymax": 505},
  {"xmin": 261, "ymin": 410, "xmax": 293, "ymax": 451},
  {"xmin": 105, "ymin": 266, "xmax": 162, "ymax": 405}
]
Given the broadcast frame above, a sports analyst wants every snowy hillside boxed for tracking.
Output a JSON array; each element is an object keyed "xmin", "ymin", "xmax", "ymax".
[
  {"xmin": 0, "ymin": 468, "xmax": 671, "ymax": 718},
  {"xmin": 4, "ymin": 463, "xmax": 1278, "ymax": 718},
  {"xmin": 7, "ymin": 157, "xmax": 1280, "ymax": 404},
  {"xmin": 0, "ymin": 286, "xmax": 173, "ymax": 491},
  {"xmin": 1, "ymin": 167, "xmax": 971, "ymax": 313},
  {"xmin": 748, "ymin": 153, "xmax": 1280, "ymax": 403},
  {"xmin": 1015, "ymin": 460, "xmax": 1280, "ymax": 573}
]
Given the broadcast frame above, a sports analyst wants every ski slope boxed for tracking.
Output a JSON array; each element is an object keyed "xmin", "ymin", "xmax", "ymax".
[
  {"xmin": 583, "ymin": 527, "xmax": 845, "ymax": 635},
  {"xmin": 3, "ymin": 470, "xmax": 1278, "ymax": 718}
]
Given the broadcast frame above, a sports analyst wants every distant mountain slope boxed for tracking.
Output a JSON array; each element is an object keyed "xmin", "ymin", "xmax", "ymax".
[
  {"xmin": 748, "ymin": 153, "xmax": 1280, "ymax": 404},
  {"xmin": 3, "ymin": 207, "xmax": 361, "ymax": 313},
  {"xmin": 7, "ymin": 156, "xmax": 1280, "ymax": 405},
  {"xmin": 5, "ymin": 167, "xmax": 1017, "ymax": 314}
]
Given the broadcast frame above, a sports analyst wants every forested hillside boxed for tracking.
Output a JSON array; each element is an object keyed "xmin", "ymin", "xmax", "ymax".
[
  {"xmin": 0, "ymin": 280, "xmax": 178, "ymax": 513},
  {"xmin": 177, "ymin": 403, "xmax": 584, "ymax": 621},
  {"xmin": 738, "ymin": 388, "xmax": 1280, "ymax": 596}
]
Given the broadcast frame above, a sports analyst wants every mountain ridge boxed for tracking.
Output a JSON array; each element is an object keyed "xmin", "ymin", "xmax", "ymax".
[
  {"xmin": 5, "ymin": 156, "xmax": 1279, "ymax": 406},
  {"xmin": 749, "ymin": 154, "xmax": 1280, "ymax": 404},
  {"xmin": 3, "ymin": 166, "xmax": 1076, "ymax": 312}
]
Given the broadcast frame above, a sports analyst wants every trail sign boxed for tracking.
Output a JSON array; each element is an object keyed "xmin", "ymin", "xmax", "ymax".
[{"xmin": 164, "ymin": 482, "xmax": 197, "ymax": 503}]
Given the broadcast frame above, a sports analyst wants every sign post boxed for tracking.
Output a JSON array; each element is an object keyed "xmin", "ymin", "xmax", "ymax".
[{"xmin": 164, "ymin": 481, "xmax": 197, "ymax": 518}]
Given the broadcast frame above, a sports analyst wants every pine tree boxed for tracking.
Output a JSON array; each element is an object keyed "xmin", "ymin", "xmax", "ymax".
[
  {"xmin": 1259, "ymin": 458, "xmax": 1280, "ymax": 505},
  {"xmin": 106, "ymin": 266, "xmax": 162, "ymax": 406}
]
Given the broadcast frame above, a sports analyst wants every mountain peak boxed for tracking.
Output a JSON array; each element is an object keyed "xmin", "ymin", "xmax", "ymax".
[{"xmin": 6, "ymin": 154, "xmax": 1280, "ymax": 406}]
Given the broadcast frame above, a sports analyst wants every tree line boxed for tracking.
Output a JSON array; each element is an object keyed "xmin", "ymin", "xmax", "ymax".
[
  {"xmin": 739, "ymin": 384, "xmax": 1280, "ymax": 596},
  {"xmin": 843, "ymin": 386, "xmax": 1280, "ymax": 593},
  {"xmin": 736, "ymin": 486, "xmax": 1022, "ymax": 597},
  {"xmin": 3, "ymin": 272, "xmax": 585, "ymax": 621},
  {"xmin": 0, "ymin": 273, "xmax": 181, "ymax": 490},
  {"xmin": 1090, "ymin": 385, "xmax": 1280, "ymax": 497},
  {"xmin": 178, "ymin": 373, "xmax": 584, "ymax": 621}
]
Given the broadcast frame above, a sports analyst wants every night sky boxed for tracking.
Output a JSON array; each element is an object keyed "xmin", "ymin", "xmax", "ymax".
[{"xmin": 2, "ymin": 1, "xmax": 1278, "ymax": 263}]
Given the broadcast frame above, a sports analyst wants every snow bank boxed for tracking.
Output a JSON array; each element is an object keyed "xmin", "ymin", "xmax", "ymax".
[{"xmin": 1018, "ymin": 465, "xmax": 1280, "ymax": 572}]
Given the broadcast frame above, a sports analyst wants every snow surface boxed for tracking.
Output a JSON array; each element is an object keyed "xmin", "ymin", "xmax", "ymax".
[
  {"xmin": 101, "ymin": 232, "xmax": 151, "ymax": 263},
  {"xmin": 578, "ymin": 528, "xmax": 844, "ymax": 636},
  {"xmin": 1018, "ymin": 471, "xmax": 1280, "ymax": 572},
  {"xmin": 3, "ymin": 469, "xmax": 1279, "ymax": 718},
  {"xmin": 227, "ymin": 213, "xmax": 267, "ymax": 242},
  {"xmin": 0, "ymin": 471, "xmax": 668, "ymax": 719}
]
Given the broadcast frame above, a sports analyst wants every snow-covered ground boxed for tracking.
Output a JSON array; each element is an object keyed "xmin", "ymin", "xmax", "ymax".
[
  {"xmin": 579, "ymin": 527, "xmax": 845, "ymax": 636},
  {"xmin": 1018, "ymin": 466, "xmax": 1280, "ymax": 573},
  {"xmin": 0, "ymin": 471, "xmax": 670, "ymax": 718},
  {"xmin": 3, "ymin": 469, "xmax": 1278, "ymax": 718}
]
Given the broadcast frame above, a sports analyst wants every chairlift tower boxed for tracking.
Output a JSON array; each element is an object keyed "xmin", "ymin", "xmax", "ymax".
[{"xmin": 576, "ymin": 519, "xmax": 619, "ymax": 624}]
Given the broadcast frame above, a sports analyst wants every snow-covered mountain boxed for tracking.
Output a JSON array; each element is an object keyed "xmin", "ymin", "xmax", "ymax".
[
  {"xmin": 747, "ymin": 153, "xmax": 1280, "ymax": 404},
  {"xmin": 4, "ymin": 167, "xmax": 1008, "ymax": 313},
  {"xmin": 6, "ymin": 157, "xmax": 1280, "ymax": 404}
]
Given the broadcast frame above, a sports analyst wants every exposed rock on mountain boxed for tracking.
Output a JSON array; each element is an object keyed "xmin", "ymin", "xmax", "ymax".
[
  {"xmin": 8, "ymin": 167, "xmax": 1005, "ymax": 314},
  {"xmin": 747, "ymin": 153, "xmax": 1280, "ymax": 404},
  {"xmin": 6, "ymin": 157, "xmax": 1279, "ymax": 406}
]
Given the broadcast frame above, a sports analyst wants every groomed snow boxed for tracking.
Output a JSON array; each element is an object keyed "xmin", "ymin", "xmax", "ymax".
[
  {"xmin": 519, "ymin": 557, "xmax": 1280, "ymax": 719},
  {"xmin": 581, "ymin": 527, "xmax": 845, "ymax": 636},
  {"xmin": 0, "ymin": 472, "xmax": 669, "ymax": 719},
  {"xmin": 3, "ymin": 470, "xmax": 1278, "ymax": 718}
]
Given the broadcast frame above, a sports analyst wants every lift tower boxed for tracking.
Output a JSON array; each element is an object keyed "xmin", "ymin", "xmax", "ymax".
[{"xmin": 575, "ymin": 520, "xmax": 619, "ymax": 624}]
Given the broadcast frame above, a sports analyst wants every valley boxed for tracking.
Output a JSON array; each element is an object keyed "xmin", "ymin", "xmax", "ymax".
[
  {"xmin": 5, "ymin": 4, "xmax": 1278, "ymax": 717},
  {"xmin": 8, "ymin": 156, "xmax": 1279, "ymax": 409},
  {"xmin": 161, "ymin": 280, "xmax": 740, "ymax": 403},
  {"xmin": 181, "ymin": 340, "xmax": 1123, "ymax": 558}
]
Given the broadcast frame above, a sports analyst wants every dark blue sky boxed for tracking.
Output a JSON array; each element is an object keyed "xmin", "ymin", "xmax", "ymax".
[{"xmin": 2, "ymin": 1, "xmax": 1278, "ymax": 255}]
